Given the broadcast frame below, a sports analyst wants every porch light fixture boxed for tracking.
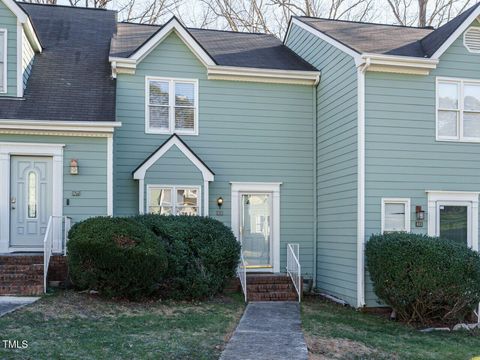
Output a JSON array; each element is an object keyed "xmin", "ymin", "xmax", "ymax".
[
  {"xmin": 416, "ymin": 206, "xmax": 425, "ymax": 221},
  {"xmin": 70, "ymin": 159, "xmax": 79, "ymax": 175},
  {"xmin": 217, "ymin": 197, "xmax": 224, "ymax": 208}
]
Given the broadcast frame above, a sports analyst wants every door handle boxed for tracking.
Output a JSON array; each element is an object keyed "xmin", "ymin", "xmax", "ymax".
[{"xmin": 10, "ymin": 197, "xmax": 16, "ymax": 204}]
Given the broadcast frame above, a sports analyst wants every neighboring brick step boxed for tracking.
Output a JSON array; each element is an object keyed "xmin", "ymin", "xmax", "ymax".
[
  {"xmin": 0, "ymin": 273, "xmax": 43, "ymax": 282},
  {"xmin": 247, "ymin": 283, "xmax": 294, "ymax": 293},
  {"xmin": 0, "ymin": 256, "xmax": 43, "ymax": 265},
  {"xmin": 246, "ymin": 274, "xmax": 293, "ymax": 285},
  {"xmin": 0, "ymin": 285, "xmax": 43, "ymax": 296},
  {"xmin": 0, "ymin": 264, "xmax": 43, "ymax": 274},
  {"xmin": 248, "ymin": 291, "xmax": 298, "ymax": 301}
]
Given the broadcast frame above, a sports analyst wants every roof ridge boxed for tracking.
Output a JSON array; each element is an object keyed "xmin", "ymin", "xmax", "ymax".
[
  {"xmin": 18, "ymin": 2, "xmax": 115, "ymax": 12},
  {"xmin": 119, "ymin": 21, "xmax": 273, "ymax": 36},
  {"xmin": 295, "ymin": 16, "xmax": 435, "ymax": 30}
]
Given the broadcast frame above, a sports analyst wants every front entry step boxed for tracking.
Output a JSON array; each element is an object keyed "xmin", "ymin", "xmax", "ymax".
[
  {"xmin": 246, "ymin": 274, "xmax": 299, "ymax": 302},
  {"xmin": 0, "ymin": 256, "xmax": 44, "ymax": 296}
]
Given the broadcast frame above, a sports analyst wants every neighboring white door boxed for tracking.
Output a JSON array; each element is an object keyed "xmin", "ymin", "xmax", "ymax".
[
  {"xmin": 436, "ymin": 201, "xmax": 472, "ymax": 247},
  {"xmin": 10, "ymin": 156, "xmax": 53, "ymax": 249},
  {"xmin": 240, "ymin": 192, "xmax": 273, "ymax": 270}
]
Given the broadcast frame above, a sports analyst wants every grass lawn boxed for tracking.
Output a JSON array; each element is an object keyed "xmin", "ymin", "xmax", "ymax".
[
  {"xmin": 302, "ymin": 297, "xmax": 480, "ymax": 360},
  {"xmin": 0, "ymin": 290, "xmax": 244, "ymax": 360}
]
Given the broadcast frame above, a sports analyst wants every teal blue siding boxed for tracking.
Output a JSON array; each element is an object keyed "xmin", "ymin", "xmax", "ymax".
[
  {"xmin": 0, "ymin": 134, "xmax": 108, "ymax": 224},
  {"xmin": 143, "ymin": 146, "xmax": 204, "ymax": 214},
  {"xmin": 286, "ymin": 24, "xmax": 358, "ymax": 305},
  {"xmin": 0, "ymin": 1, "xmax": 17, "ymax": 96},
  {"xmin": 114, "ymin": 32, "xmax": 315, "ymax": 275},
  {"xmin": 364, "ymin": 24, "xmax": 480, "ymax": 306}
]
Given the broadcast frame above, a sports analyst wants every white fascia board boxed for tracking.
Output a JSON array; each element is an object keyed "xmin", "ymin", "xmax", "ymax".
[
  {"xmin": 362, "ymin": 53, "xmax": 438, "ymax": 68},
  {"xmin": 133, "ymin": 136, "xmax": 214, "ymax": 182},
  {"xmin": 207, "ymin": 65, "xmax": 320, "ymax": 85},
  {"xmin": 130, "ymin": 18, "xmax": 215, "ymax": 67},
  {"xmin": 0, "ymin": 119, "xmax": 122, "ymax": 133},
  {"xmin": 24, "ymin": 19, "xmax": 42, "ymax": 53},
  {"xmin": 431, "ymin": 6, "xmax": 480, "ymax": 59},
  {"xmin": 290, "ymin": 17, "xmax": 363, "ymax": 66}
]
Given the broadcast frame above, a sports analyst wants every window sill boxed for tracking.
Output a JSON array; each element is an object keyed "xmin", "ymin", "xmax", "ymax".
[
  {"xmin": 436, "ymin": 137, "xmax": 480, "ymax": 144},
  {"xmin": 145, "ymin": 129, "xmax": 198, "ymax": 136}
]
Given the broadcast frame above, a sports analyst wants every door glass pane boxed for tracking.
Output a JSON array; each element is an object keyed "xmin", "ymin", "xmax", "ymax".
[
  {"xmin": 27, "ymin": 171, "xmax": 37, "ymax": 218},
  {"xmin": 241, "ymin": 194, "xmax": 271, "ymax": 267},
  {"xmin": 438, "ymin": 82, "xmax": 459, "ymax": 109},
  {"xmin": 438, "ymin": 110, "xmax": 458, "ymax": 137},
  {"xmin": 439, "ymin": 205, "xmax": 468, "ymax": 246},
  {"xmin": 148, "ymin": 188, "xmax": 172, "ymax": 215},
  {"xmin": 384, "ymin": 203, "xmax": 406, "ymax": 231}
]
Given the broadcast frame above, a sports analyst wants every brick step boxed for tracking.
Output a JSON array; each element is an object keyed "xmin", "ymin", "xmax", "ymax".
[
  {"xmin": 0, "ymin": 273, "xmax": 43, "ymax": 282},
  {"xmin": 248, "ymin": 291, "xmax": 298, "ymax": 301},
  {"xmin": 247, "ymin": 283, "xmax": 294, "ymax": 292},
  {"xmin": 0, "ymin": 264, "xmax": 43, "ymax": 273},
  {"xmin": 0, "ymin": 256, "xmax": 44, "ymax": 265},
  {"xmin": 0, "ymin": 285, "xmax": 43, "ymax": 296},
  {"xmin": 246, "ymin": 275, "xmax": 292, "ymax": 285}
]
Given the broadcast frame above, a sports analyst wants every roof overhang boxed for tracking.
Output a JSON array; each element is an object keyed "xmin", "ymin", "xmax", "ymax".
[
  {"xmin": 207, "ymin": 65, "xmax": 320, "ymax": 85},
  {"xmin": 287, "ymin": 17, "xmax": 439, "ymax": 75},
  {"xmin": 360, "ymin": 53, "xmax": 439, "ymax": 75},
  {"xmin": 110, "ymin": 16, "xmax": 320, "ymax": 85},
  {"xmin": 2, "ymin": 0, "xmax": 42, "ymax": 52},
  {"xmin": 133, "ymin": 134, "xmax": 214, "ymax": 181},
  {"xmin": 0, "ymin": 119, "xmax": 121, "ymax": 135}
]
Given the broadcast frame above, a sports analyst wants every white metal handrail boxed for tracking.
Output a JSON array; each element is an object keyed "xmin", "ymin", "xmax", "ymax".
[
  {"xmin": 43, "ymin": 216, "xmax": 72, "ymax": 293},
  {"xmin": 287, "ymin": 243, "xmax": 301, "ymax": 302},
  {"xmin": 237, "ymin": 252, "xmax": 247, "ymax": 302}
]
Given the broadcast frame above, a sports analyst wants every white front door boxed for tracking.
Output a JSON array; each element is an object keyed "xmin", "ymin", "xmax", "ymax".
[
  {"xmin": 10, "ymin": 156, "xmax": 53, "ymax": 249},
  {"xmin": 240, "ymin": 193, "xmax": 273, "ymax": 270}
]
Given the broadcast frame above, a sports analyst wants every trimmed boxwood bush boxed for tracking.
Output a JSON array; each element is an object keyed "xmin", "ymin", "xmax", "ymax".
[
  {"xmin": 366, "ymin": 232, "xmax": 480, "ymax": 326},
  {"xmin": 135, "ymin": 214, "xmax": 241, "ymax": 299},
  {"xmin": 67, "ymin": 217, "xmax": 167, "ymax": 300}
]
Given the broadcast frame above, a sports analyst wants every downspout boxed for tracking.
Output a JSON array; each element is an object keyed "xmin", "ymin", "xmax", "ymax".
[
  {"xmin": 356, "ymin": 57, "xmax": 370, "ymax": 308},
  {"xmin": 312, "ymin": 84, "xmax": 318, "ymax": 287}
]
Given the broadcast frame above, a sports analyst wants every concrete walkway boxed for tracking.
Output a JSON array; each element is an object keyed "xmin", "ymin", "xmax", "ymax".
[
  {"xmin": 0, "ymin": 297, "xmax": 39, "ymax": 317},
  {"xmin": 221, "ymin": 302, "xmax": 308, "ymax": 360}
]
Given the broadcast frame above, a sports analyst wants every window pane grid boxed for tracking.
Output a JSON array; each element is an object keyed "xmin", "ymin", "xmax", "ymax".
[
  {"xmin": 147, "ymin": 78, "xmax": 197, "ymax": 134},
  {"xmin": 438, "ymin": 79, "xmax": 480, "ymax": 141},
  {"xmin": 148, "ymin": 186, "xmax": 199, "ymax": 216}
]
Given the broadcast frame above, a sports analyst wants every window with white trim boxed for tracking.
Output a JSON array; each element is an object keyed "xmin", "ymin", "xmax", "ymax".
[
  {"xmin": 146, "ymin": 77, "xmax": 198, "ymax": 135},
  {"xmin": 437, "ymin": 79, "xmax": 480, "ymax": 141},
  {"xmin": 381, "ymin": 198, "xmax": 411, "ymax": 233},
  {"xmin": 0, "ymin": 30, "xmax": 6, "ymax": 93},
  {"xmin": 147, "ymin": 185, "xmax": 200, "ymax": 216}
]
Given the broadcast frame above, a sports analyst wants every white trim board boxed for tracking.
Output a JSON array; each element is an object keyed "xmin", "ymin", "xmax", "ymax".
[
  {"xmin": 230, "ymin": 182, "xmax": 281, "ymax": 273},
  {"xmin": 133, "ymin": 136, "xmax": 214, "ymax": 182},
  {"xmin": 107, "ymin": 135, "xmax": 113, "ymax": 216},
  {"xmin": 0, "ymin": 28, "xmax": 7, "ymax": 94},
  {"xmin": 0, "ymin": 142, "xmax": 64, "ymax": 253},
  {"xmin": 0, "ymin": 120, "xmax": 121, "ymax": 134}
]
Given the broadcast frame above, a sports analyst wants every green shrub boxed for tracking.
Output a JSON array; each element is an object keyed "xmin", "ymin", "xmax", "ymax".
[
  {"xmin": 67, "ymin": 217, "xmax": 168, "ymax": 300},
  {"xmin": 135, "ymin": 215, "xmax": 241, "ymax": 299},
  {"xmin": 366, "ymin": 232, "xmax": 480, "ymax": 326}
]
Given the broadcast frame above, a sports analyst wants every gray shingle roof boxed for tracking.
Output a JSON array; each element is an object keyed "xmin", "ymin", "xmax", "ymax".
[
  {"xmin": 110, "ymin": 22, "xmax": 318, "ymax": 71},
  {"xmin": 0, "ymin": 3, "xmax": 116, "ymax": 122},
  {"xmin": 295, "ymin": 2, "xmax": 480, "ymax": 58}
]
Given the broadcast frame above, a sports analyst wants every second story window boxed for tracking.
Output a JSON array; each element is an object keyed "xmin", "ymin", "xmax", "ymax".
[
  {"xmin": 146, "ymin": 77, "xmax": 198, "ymax": 135},
  {"xmin": 0, "ymin": 29, "xmax": 6, "ymax": 93},
  {"xmin": 437, "ymin": 78, "xmax": 480, "ymax": 141}
]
